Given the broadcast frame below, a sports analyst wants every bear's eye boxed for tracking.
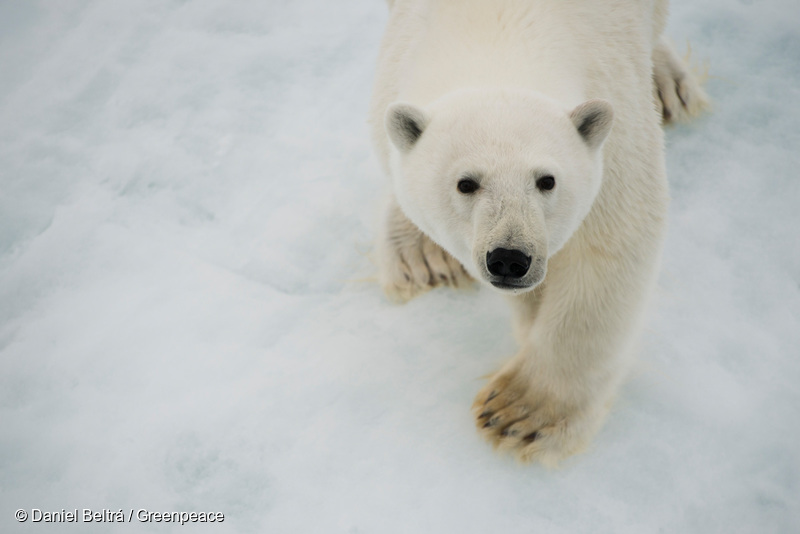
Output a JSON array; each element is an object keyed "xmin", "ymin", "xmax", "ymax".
[
  {"xmin": 457, "ymin": 178, "xmax": 480, "ymax": 194},
  {"xmin": 536, "ymin": 175, "xmax": 556, "ymax": 192}
]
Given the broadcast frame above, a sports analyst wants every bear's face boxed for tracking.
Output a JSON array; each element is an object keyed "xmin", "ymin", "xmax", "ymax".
[{"xmin": 386, "ymin": 90, "xmax": 613, "ymax": 294}]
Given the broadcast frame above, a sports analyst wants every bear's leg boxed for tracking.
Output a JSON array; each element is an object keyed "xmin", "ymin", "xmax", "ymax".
[
  {"xmin": 653, "ymin": 36, "xmax": 709, "ymax": 124},
  {"xmin": 377, "ymin": 197, "xmax": 473, "ymax": 302},
  {"xmin": 472, "ymin": 227, "xmax": 661, "ymax": 466}
]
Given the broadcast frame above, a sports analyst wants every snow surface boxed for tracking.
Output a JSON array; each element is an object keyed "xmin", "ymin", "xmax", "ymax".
[{"xmin": 1, "ymin": 1, "xmax": 799, "ymax": 532}]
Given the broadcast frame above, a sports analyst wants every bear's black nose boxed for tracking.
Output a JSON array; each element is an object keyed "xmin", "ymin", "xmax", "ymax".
[{"xmin": 486, "ymin": 248, "xmax": 531, "ymax": 278}]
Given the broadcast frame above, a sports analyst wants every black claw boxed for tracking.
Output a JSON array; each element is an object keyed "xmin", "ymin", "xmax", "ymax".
[
  {"xmin": 676, "ymin": 80, "xmax": 688, "ymax": 108},
  {"xmin": 478, "ymin": 410, "xmax": 493, "ymax": 419},
  {"xmin": 482, "ymin": 420, "xmax": 493, "ymax": 429},
  {"xmin": 486, "ymin": 390, "xmax": 498, "ymax": 403},
  {"xmin": 523, "ymin": 432, "xmax": 539, "ymax": 443}
]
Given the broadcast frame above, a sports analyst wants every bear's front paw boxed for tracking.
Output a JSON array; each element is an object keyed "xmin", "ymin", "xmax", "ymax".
[
  {"xmin": 378, "ymin": 209, "xmax": 473, "ymax": 302},
  {"xmin": 472, "ymin": 369, "xmax": 603, "ymax": 467}
]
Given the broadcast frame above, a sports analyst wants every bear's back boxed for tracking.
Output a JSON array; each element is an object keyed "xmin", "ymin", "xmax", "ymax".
[{"xmin": 371, "ymin": 0, "xmax": 662, "ymax": 174}]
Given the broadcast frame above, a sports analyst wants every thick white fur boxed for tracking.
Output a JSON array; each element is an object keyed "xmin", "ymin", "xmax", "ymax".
[{"xmin": 370, "ymin": 0, "xmax": 705, "ymax": 465}]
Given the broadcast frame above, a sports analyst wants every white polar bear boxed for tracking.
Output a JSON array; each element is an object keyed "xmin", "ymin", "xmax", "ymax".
[{"xmin": 370, "ymin": 0, "xmax": 707, "ymax": 465}]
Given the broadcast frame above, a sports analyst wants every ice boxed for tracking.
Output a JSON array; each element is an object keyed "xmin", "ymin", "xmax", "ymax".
[{"xmin": 1, "ymin": 1, "xmax": 798, "ymax": 532}]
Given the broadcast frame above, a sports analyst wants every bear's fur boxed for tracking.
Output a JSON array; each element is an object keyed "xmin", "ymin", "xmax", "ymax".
[{"xmin": 370, "ymin": 0, "xmax": 707, "ymax": 465}]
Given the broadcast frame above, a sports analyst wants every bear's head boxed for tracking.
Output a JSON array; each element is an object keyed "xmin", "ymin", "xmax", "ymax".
[{"xmin": 385, "ymin": 89, "xmax": 613, "ymax": 294}]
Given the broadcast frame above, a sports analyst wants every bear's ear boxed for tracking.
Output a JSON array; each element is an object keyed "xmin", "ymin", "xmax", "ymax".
[
  {"xmin": 570, "ymin": 99, "xmax": 613, "ymax": 149},
  {"xmin": 386, "ymin": 103, "xmax": 429, "ymax": 152}
]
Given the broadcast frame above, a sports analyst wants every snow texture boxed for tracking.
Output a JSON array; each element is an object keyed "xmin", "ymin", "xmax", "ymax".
[{"xmin": 1, "ymin": 1, "xmax": 798, "ymax": 532}]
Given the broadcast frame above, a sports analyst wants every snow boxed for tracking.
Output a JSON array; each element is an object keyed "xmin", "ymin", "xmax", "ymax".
[{"xmin": 1, "ymin": 1, "xmax": 798, "ymax": 532}]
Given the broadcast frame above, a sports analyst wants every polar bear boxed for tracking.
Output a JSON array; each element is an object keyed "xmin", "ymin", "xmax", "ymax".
[{"xmin": 370, "ymin": 0, "xmax": 707, "ymax": 465}]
